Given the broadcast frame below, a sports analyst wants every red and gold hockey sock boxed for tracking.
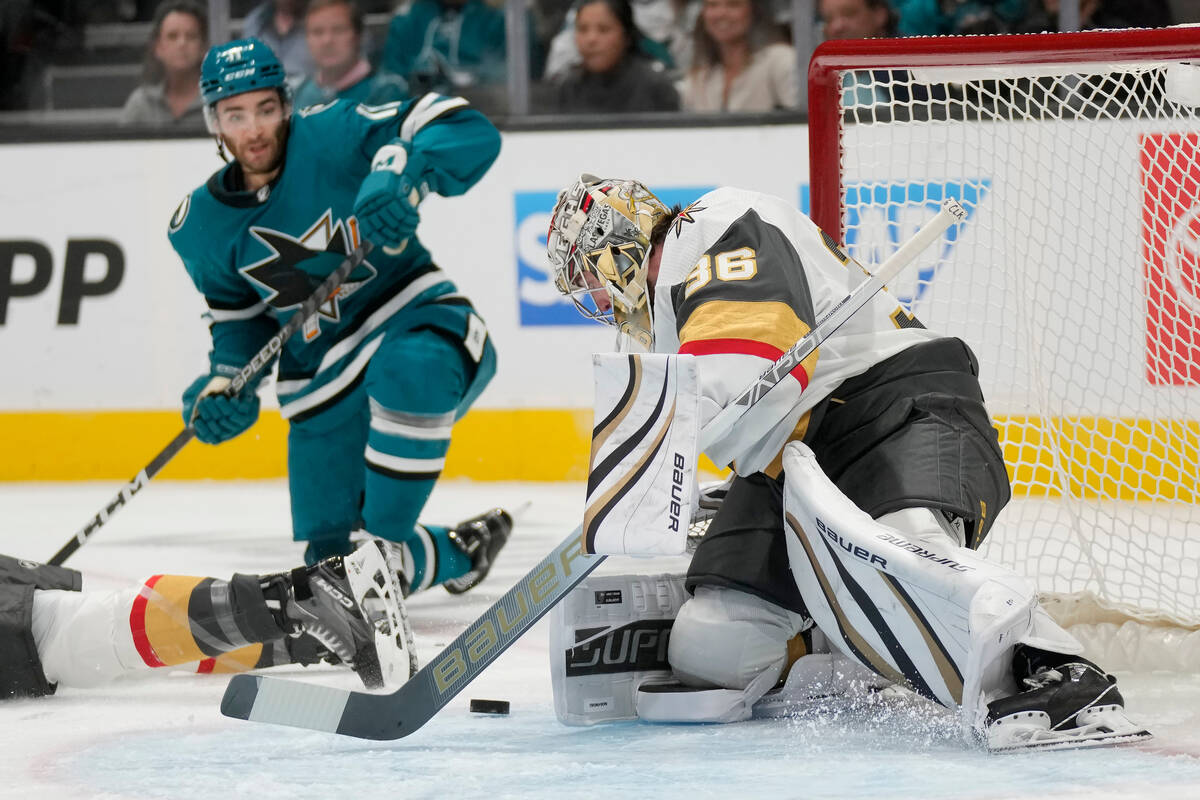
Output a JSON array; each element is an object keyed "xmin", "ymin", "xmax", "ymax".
[{"xmin": 128, "ymin": 573, "xmax": 286, "ymax": 668}]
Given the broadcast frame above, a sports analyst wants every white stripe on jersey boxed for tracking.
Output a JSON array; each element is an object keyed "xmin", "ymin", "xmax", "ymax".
[
  {"xmin": 369, "ymin": 402, "xmax": 456, "ymax": 440},
  {"xmin": 279, "ymin": 336, "xmax": 382, "ymax": 419},
  {"xmin": 401, "ymin": 94, "xmax": 470, "ymax": 142},
  {"xmin": 206, "ymin": 301, "xmax": 269, "ymax": 323},
  {"xmin": 275, "ymin": 269, "xmax": 450, "ymax": 398}
]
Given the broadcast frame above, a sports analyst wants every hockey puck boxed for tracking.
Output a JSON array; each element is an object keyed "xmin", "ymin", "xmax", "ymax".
[{"xmin": 469, "ymin": 698, "xmax": 510, "ymax": 715}]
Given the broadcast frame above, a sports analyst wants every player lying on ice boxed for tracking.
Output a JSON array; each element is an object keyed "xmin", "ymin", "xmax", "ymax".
[
  {"xmin": 543, "ymin": 174, "xmax": 1151, "ymax": 753},
  {"xmin": 0, "ymin": 538, "xmax": 424, "ymax": 700}
]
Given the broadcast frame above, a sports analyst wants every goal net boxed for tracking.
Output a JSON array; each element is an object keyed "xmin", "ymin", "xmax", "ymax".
[{"xmin": 808, "ymin": 28, "xmax": 1200, "ymax": 669}]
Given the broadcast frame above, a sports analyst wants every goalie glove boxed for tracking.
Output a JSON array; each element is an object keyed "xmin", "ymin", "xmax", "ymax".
[{"xmin": 181, "ymin": 373, "xmax": 260, "ymax": 444}]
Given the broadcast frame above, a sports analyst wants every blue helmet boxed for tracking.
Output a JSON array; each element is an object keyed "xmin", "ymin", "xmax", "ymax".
[{"xmin": 199, "ymin": 38, "xmax": 286, "ymax": 107}]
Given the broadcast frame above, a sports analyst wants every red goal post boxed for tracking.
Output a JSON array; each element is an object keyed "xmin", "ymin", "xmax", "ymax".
[{"xmin": 807, "ymin": 28, "xmax": 1200, "ymax": 670}]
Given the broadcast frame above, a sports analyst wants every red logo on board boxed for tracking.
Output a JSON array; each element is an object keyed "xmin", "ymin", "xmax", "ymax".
[{"xmin": 1141, "ymin": 133, "xmax": 1200, "ymax": 385}]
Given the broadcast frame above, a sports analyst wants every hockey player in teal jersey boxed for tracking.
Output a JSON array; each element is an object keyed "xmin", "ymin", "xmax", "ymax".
[{"xmin": 170, "ymin": 38, "xmax": 511, "ymax": 595}]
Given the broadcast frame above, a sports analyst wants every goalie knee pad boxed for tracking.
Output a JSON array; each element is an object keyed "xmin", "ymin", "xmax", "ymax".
[
  {"xmin": 0, "ymin": 555, "xmax": 81, "ymax": 699},
  {"xmin": 668, "ymin": 585, "xmax": 808, "ymax": 690}
]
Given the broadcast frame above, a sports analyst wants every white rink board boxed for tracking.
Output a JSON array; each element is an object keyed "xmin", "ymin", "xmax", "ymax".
[
  {"xmin": 2, "ymin": 118, "xmax": 1197, "ymax": 418},
  {"xmin": 0, "ymin": 125, "xmax": 809, "ymax": 411}
]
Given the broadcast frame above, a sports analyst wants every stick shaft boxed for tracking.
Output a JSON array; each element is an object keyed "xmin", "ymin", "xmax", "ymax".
[
  {"xmin": 47, "ymin": 242, "xmax": 374, "ymax": 566},
  {"xmin": 217, "ymin": 203, "xmax": 964, "ymax": 739},
  {"xmin": 700, "ymin": 199, "xmax": 965, "ymax": 457}
]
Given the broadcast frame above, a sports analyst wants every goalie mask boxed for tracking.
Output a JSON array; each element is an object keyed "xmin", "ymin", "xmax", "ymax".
[{"xmin": 547, "ymin": 174, "xmax": 670, "ymax": 349}]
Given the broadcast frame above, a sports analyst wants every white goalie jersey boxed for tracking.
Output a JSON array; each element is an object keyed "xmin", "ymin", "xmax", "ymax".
[{"xmin": 651, "ymin": 187, "xmax": 940, "ymax": 475}]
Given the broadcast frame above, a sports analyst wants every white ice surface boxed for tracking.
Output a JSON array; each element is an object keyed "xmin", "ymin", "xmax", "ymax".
[{"xmin": 2, "ymin": 481, "xmax": 1200, "ymax": 800}]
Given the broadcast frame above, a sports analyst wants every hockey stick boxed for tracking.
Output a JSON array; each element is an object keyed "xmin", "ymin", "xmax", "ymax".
[
  {"xmin": 219, "ymin": 199, "xmax": 964, "ymax": 739},
  {"xmin": 46, "ymin": 241, "xmax": 375, "ymax": 567}
]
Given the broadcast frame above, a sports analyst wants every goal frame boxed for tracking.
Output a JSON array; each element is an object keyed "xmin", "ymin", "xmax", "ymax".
[
  {"xmin": 808, "ymin": 26, "xmax": 1200, "ymax": 241},
  {"xmin": 804, "ymin": 28, "xmax": 1200, "ymax": 666}
]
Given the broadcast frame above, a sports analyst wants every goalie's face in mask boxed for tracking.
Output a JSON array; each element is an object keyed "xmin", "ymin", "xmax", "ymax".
[
  {"xmin": 547, "ymin": 175, "xmax": 669, "ymax": 350},
  {"xmin": 577, "ymin": 242, "xmax": 662, "ymax": 314}
]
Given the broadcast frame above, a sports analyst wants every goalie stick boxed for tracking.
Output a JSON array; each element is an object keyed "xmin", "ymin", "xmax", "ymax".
[
  {"xmin": 219, "ymin": 199, "xmax": 964, "ymax": 738},
  {"xmin": 47, "ymin": 241, "xmax": 375, "ymax": 567}
]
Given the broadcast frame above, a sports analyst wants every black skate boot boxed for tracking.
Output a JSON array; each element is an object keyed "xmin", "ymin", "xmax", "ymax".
[
  {"xmin": 261, "ymin": 539, "xmax": 415, "ymax": 689},
  {"xmin": 442, "ymin": 508, "xmax": 513, "ymax": 595},
  {"xmin": 985, "ymin": 645, "xmax": 1151, "ymax": 752}
]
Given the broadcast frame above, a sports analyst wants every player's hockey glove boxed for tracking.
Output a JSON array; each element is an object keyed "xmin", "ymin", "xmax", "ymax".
[
  {"xmin": 181, "ymin": 373, "xmax": 260, "ymax": 444},
  {"xmin": 354, "ymin": 142, "xmax": 428, "ymax": 251}
]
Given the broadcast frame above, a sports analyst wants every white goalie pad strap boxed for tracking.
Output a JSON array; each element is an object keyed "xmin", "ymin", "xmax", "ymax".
[
  {"xmin": 549, "ymin": 572, "xmax": 687, "ymax": 726},
  {"xmin": 584, "ymin": 353, "xmax": 699, "ymax": 556},
  {"xmin": 779, "ymin": 441, "xmax": 1039, "ymax": 742},
  {"xmin": 636, "ymin": 665, "xmax": 779, "ymax": 724}
]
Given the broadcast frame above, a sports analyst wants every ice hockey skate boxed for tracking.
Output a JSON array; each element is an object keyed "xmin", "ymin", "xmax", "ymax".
[
  {"xmin": 442, "ymin": 508, "xmax": 514, "ymax": 595},
  {"xmin": 263, "ymin": 539, "xmax": 414, "ymax": 689},
  {"xmin": 985, "ymin": 646, "xmax": 1152, "ymax": 753}
]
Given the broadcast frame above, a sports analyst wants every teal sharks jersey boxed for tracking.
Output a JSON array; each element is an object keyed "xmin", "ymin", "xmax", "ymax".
[{"xmin": 169, "ymin": 93, "xmax": 501, "ymax": 420}]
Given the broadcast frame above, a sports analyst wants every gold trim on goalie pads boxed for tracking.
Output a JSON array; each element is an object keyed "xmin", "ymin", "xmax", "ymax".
[
  {"xmin": 583, "ymin": 354, "xmax": 700, "ymax": 556},
  {"xmin": 780, "ymin": 441, "xmax": 1038, "ymax": 739}
]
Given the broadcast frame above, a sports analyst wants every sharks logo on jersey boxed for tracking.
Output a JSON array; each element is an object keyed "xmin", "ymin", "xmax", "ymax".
[{"xmin": 240, "ymin": 210, "xmax": 377, "ymax": 341}]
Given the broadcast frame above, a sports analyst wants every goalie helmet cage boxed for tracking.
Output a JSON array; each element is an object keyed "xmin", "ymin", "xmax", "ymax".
[{"xmin": 808, "ymin": 27, "xmax": 1200, "ymax": 669}]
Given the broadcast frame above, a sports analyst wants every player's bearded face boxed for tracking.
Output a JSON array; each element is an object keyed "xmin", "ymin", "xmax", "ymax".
[{"xmin": 215, "ymin": 90, "xmax": 289, "ymax": 178}]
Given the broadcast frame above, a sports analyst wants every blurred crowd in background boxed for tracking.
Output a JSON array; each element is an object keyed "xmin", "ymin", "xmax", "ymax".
[{"xmin": 0, "ymin": 0, "xmax": 1187, "ymax": 124}]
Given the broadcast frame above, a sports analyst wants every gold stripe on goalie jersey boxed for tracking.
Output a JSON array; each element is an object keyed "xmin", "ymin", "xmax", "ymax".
[
  {"xmin": 890, "ymin": 305, "xmax": 926, "ymax": 330},
  {"xmin": 139, "ymin": 575, "xmax": 209, "ymax": 665},
  {"xmin": 678, "ymin": 299, "xmax": 817, "ymax": 364}
]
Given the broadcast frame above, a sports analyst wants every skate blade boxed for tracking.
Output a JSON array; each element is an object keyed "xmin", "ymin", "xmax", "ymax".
[
  {"xmin": 988, "ymin": 705, "xmax": 1154, "ymax": 754},
  {"xmin": 345, "ymin": 542, "xmax": 418, "ymax": 688},
  {"xmin": 989, "ymin": 727, "xmax": 1153, "ymax": 754}
]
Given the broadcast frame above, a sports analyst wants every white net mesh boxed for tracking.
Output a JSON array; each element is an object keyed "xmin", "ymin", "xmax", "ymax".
[{"xmin": 817, "ymin": 35, "xmax": 1200, "ymax": 631}]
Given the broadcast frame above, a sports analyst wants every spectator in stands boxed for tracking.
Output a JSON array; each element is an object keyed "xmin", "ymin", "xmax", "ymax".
[
  {"xmin": 542, "ymin": 0, "xmax": 686, "ymax": 81},
  {"xmin": 1016, "ymin": 0, "xmax": 1172, "ymax": 32},
  {"xmin": 679, "ymin": 0, "xmax": 796, "ymax": 112},
  {"xmin": 119, "ymin": 0, "xmax": 208, "ymax": 126},
  {"xmin": 818, "ymin": 0, "xmax": 899, "ymax": 108},
  {"xmin": 294, "ymin": 0, "xmax": 408, "ymax": 107},
  {"xmin": 243, "ymin": 0, "xmax": 316, "ymax": 80},
  {"xmin": 381, "ymin": 0, "xmax": 543, "ymax": 96},
  {"xmin": 892, "ymin": 0, "xmax": 1026, "ymax": 35},
  {"xmin": 819, "ymin": 0, "xmax": 894, "ymax": 39},
  {"xmin": 545, "ymin": 0, "xmax": 679, "ymax": 112}
]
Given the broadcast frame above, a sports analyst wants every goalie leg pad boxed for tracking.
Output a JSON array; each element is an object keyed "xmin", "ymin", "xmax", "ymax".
[
  {"xmin": 781, "ymin": 442, "xmax": 1041, "ymax": 742},
  {"xmin": 549, "ymin": 572, "xmax": 687, "ymax": 726}
]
